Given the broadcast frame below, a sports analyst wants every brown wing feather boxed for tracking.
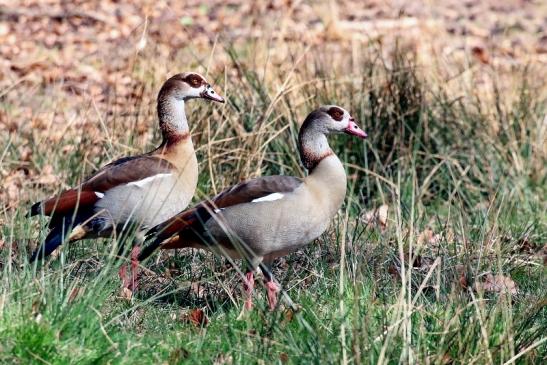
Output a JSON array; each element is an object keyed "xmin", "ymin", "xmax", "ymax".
[
  {"xmin": 81, "ymin": 155, "xmax": 174, "ymax": 192},
  {"xmin": 34, "ymin": 190, "xmax": 99, "ymax": 216},
  {"xmin": 213, "ymin": 176, "xmax": 302, "ymax": 208},
  {"xmin": 30, "ymin": 155, "xmax": 175, "ymax": 217}
]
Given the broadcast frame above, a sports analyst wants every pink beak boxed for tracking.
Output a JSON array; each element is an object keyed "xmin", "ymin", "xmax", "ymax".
[
  {"xmin": 201, "ymin": 85, "xmax": 225, "ymax": 103},
  {"xmin": 345, "ymin": 119, "xmax": 368, "ymax": 139}
]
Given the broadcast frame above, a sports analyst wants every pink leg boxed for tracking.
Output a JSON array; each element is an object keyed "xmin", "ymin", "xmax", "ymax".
[
  {"xmin": 265, "ymin": 280, "xmax": 280, "ymax": 311},
  {"xmin": 119, "ymin": 264, "xmax": 129, "ymax": 288},
  {"xmin": 243, "ymin": 271, "xmax": 254, "ymax": 310},
  {"xmin": 118, "ymin": 246, "xmax": 141, "ymax": 291},
  {"xmin": 128, "ymin": 246, "xmax": 141, "ymax": 291}
]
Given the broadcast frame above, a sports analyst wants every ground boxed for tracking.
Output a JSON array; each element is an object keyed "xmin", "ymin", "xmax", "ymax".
[{"xmin": 0, "ymin": 1, "xmax": 546, "ymax": 364}]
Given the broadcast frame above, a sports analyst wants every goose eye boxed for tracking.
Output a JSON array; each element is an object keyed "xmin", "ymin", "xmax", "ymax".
[{"xmin": 327, "ymin": 107, "xmax": 344, "ymax": 121}]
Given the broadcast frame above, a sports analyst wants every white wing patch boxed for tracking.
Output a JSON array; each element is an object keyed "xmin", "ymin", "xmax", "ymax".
[
  {"xmin": 127, "ymin": 173, "xmax": 172, "ymax": 188},
  {"xmin": 251, "ymin": 193, "xmax": 284, "ymax": 203},
  {"xmin": 95, "ymin": 192, "xmax": 105, "ymax": 198}
]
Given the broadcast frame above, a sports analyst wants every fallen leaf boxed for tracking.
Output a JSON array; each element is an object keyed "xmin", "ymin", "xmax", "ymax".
[
  {"xmin": 32, "ymin": 299, "xmax": 42, "ymax": 322},
  {"xmin": 475, "ymin": 273, "xmax": 518, "ymax": 295},
  {"xmin": 281, "ymin": 305, "xmax": 301, "ymax": 325},
  {"xmin": 121, "ymin": 287, "xmax": 133, "ymax": 300},
  {"xmin": 441, "ymin": 352, "xmax": 453, "ymax": 364},
  {"xmin": 362, "ymin": 204, "xmax": 389, "ymax": 230},
  {"xmin": 32, "ymin": 299, "xmax": 40, "ymax": 315},
  {"xmin": 377, "ymin": 204, "xmax": 388, "ymax": 229},
  {"xmin": 471, "ymin": 46, "xmax": 490, "ymax": 64},
  {"xmin": 68, "ymin": 287, "xmax": 83, "ymax": 303},
  {"xmin": 455, "ymin": 265, "xmax": 468, "ymax": 290},
  {"xmin": 279, "ymin": 352, "xmax": 289, "ymax": 363},
  {"xmin": 184, "ymin": 308, "xmax": 208, "ymax": 327},
  {"xmin": 388, "ymin": 264, "xmax": 399, "ymax": 279},
  {"xmin": 283, "ymin": 308, "xmax": 295, "ymax": 323}
]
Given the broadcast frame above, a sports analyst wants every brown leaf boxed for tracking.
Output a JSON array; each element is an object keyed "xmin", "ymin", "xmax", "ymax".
[
  {"xmin": 184, "ymin": 308, "xmax": 208, "ymax": 327},
  {"xmin": 32, "ymin": 299, "xmax": 40, "ymax": 315},
  {"xmin": 283, "ymin": 308, "xmax": 294, "ymax": 323},
  {"xmin": 31, "ymin": 299, "xmax": 43, "ymax": 322},
  {"xmin": 388, "ymin": 264, "xmax": 399, "ymax": 279},
  {"xmin": 68, "ymin": 287, "xmax": 83, "ymax": 303},
  {"xmin": 441, "ymin": 353, "xmax": 453, "ymax": 364},
  {"xmin": 362, "ymin": 204, "xmax": 389, "ymax": 230},
  {"xmin": 475, "ymin": 273, "xmax": 518, "ymax": 295},
  {"xmin": 471, "ymin": 46, "xmax": 490, "ymax": 64},
  {"xmin": 121, "ymin": 287, "xmax": 133, "ymax": 300},
  {"xmin": 377, "ymin": 204, "xmax": 388, "ymax": 229},
  {"xmin": 281, "ymin": 305, "xmax": 301, "ymax": 325},
  {"xmin": 279, "ymin": 352, "xmax": 289, "ymax": 363},
  {"xmin": 455, "ymin": 265, "xmax": 468, "ymax": 290}
]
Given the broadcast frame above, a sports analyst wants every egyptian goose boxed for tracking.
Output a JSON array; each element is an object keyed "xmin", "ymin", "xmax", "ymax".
[
  {"xmin": 138, "ymin": 105, "xmax": 367, "ymax": 310},
  {"xmin": 29, "ymin": 72, "xmax": 224, "ymax": 290}
]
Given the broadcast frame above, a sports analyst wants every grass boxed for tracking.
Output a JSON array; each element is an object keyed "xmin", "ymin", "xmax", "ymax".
[{"xmin": 1, "ymin": 42, "xmax": 546, "ymax": 364}]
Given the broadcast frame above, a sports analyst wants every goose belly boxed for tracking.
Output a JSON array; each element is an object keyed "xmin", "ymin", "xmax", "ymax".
[
  {"xmin": 206, "ymin": 197, "xmax": 332, "ymax": 258},
  {"xmin": 94, "ymin": 174, "xmax": 193, "ymax": 230}
]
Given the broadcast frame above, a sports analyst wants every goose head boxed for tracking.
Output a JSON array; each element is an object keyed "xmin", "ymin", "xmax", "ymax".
[
  {"xmin": 316, "ymin": 105, "xmax": 367, "ymax": 139},
  {"xmin": 159, "ymin": 72, "xmax": 224, "ymax": 103},
  {"xmin": 298, "ymin": 105, "xmax": 367, "ymax": 170}
]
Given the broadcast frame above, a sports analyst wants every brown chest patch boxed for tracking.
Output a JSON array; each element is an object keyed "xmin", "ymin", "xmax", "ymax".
[
  {"xmin": 301, "ymin": 148, "xmax": 334, "ymax": 171},
  {"xmin": 153, "ymin": 132, "xmax": 190, "ymax": 157}
]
